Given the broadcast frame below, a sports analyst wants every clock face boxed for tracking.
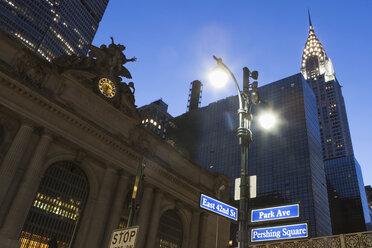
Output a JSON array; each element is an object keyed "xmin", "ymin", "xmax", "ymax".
[{"xmin": 98, "ymin": 78, "xmax": 116, "ymax": 98}]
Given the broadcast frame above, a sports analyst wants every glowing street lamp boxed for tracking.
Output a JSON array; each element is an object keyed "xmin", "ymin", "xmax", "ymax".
[
  {"xmin": 209, "ymin": 67, "xmax": 229, "ymax": 88},
  {"xmin": 258, "ymin": 111, "xmax": 277, "ymax": 130},
  {"xmin": 209, "ymin": 56, "xmax": 276, "ymax": 247}
]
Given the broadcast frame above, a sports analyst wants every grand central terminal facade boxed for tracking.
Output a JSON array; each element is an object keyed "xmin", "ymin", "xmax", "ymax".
[{"xmin": 0, "ymin": 31, "xmax": 231, "ymax": 248}]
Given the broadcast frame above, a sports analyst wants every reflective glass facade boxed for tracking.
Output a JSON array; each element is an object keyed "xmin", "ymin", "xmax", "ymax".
[
  {"xmin": 0, "ymin": 0, "xmax": 109, "ymax": 61},
  {"xmin": 325, "ymin": 156, "xmax": 372, "ymax": 233},
  {"xmin": 169, "ymin": 74, "xmax": 332, "ymax": 237},
  {"xmin": 301, "ymin": 19, "xmax": 353, "ymax": 161},
  {"xmin": 300, "ymin": 16, "xmax": 370, "ymax": 234}
]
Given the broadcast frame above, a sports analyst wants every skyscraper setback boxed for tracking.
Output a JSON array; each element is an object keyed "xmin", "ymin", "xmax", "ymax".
[
  {"xmin": 300, "ymin": 12, "xmax": 371, "ymax": 233},
  {"xmin": 0, "ymin": 0, "xmax": 109, "ymax": 61},
  {"xmin": 300, "ymin": 12, "xmax": 353, "ymax": 160}
]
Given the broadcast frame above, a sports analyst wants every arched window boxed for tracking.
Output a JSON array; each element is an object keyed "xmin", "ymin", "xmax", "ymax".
[
  {"xmin": 155, "ymin": 210, "xmax": 183, "ymax": 248},
  {"xmin": 19, "ymin": 161, "xmax": 89, "ymax": 248}
]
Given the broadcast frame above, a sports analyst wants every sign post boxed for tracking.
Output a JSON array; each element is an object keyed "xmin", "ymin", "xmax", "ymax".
[
  {"xmin": 109, "ymin": 226, "xmax": 139, "ymax": 248},
  {"xmin": 234, "ymin": 176, "xmax": 257, "ymax": 201}
]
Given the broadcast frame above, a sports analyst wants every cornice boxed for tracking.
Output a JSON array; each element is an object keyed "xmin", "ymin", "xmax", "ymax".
[
  {"xmin": 0, "ymin": 72, "xmax": 219, "ymax": 204},
  {"xmin": 0, "ymin": 72, "xmax": 139, "ymax": 163}
]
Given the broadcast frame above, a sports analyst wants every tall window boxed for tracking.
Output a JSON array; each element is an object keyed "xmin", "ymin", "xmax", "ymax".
[
  {"xmin": 19, "ymin": 161, "xmax": 89, "ymax": 248},
  {"xmin": 156, "ymin": 210, "xmax": 183, "ymax": 248}
]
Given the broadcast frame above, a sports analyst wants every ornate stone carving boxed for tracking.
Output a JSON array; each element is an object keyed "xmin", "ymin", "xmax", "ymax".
[
  {"xmin": 74, "ymin": 150, "xmax": 87, "ymax": 164},
  {"xmin": 88, "ymin": 37, "xmax": 136, "ymax": 79},
  {"xmin": 0, "ymin": 76, "xmax": 139, "ymax": 162},
  {"xmin": 361, "ymin": 232, "xmax": 372, "ymax": 247},
  {"xmin": 14, "ymin": 49, "xmax": 47, "ymax": 88},
  {"xmin": 297, "ymin": 240, "xmax": 310, "ymax": 248},
  {"xmin": 128, "ymin": 125, "xmax": 154, "ymax": 155},
  {"xmin": 282, "ymin": 242, "xmax": 295, "ymax": 248},
  {"xmin": 249, "ymin": 231, "xmax": 372, "ymax": 248},
  {"xmin": 268, "ymin": 243, "xmax": 282, "ymax": 248},
  {"xmin": 54, "ymin": 37, "xmax": 137, "ymax": 109},
  {"xmin": 345, "ymin": 234, "xmax": 360, "ymax": 247},
  {"xmin": 313, "ymin": 238, "xmax": 327, "ymax": 248}
]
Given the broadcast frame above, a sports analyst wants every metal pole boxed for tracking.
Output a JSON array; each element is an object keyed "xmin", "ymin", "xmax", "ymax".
[
  {"xmin": 68, "ymin": 211, "xmax": 80, "ymax": 248},
  {"xmin": 127, "ymin": 157, "xmax": 145, "ymax": 227},
  {"xmin": 238, "ymin": 141, "xmax": 248, "ymax": 248},
  {"xmin": 212, "ymin": 56, "xmax": 260, "ymax": 248},
  {"xmin": 215, "ymin": 185, "xmax": 225, "ymax": 248},
  {"xmin": 237, "ymin": 70, "xmax": 251, "ymax": 248},
  {"xmin": 215, "ymin": 213, "xmax": 219, "ymax": 248}
]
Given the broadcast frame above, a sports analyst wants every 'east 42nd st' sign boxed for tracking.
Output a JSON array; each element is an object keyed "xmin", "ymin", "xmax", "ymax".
[
  {"xmin": 251, "ymin": 204, "xmax": 299, "ymax": 222},
  {"xmin": 200, "ymin": 194, "xmax": 238, "ymax": 221}
]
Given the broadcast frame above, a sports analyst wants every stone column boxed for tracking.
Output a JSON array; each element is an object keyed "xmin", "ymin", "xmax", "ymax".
[
  {"xmin": 198, "ymin": 213, "xmax": 209, "ymax": 248},
  {"xmin": 145, "ymin": 189, "xmax": 164, "ymax": 248},
  {"xmin": 73, "ymin": 195, "xmax": 95, "ymax": 248},
  {"xmin": 0, "ymin": 130, "xmax": 53, "ymax": 241},
  {"xmin": 135, "ymin": 185, "xmax": 154, "ymax": 248},
  {"xmin": 84, "ymin": 167, "xmax": 117, "ymax": 248},
  {"xmin": 0, "ymin": 122, "xmax": 34, "ymax": 206},
  {"xmin": 101, "ymin": 172, "xmax": 130, "ymax": 247},
  {"xmin": 188, "ymin": 211, "xmax": 200, "ymax": 248}
]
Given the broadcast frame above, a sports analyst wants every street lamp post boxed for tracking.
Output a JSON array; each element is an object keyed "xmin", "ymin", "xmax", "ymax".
[{"xmin": 211, "ymin": 56, "xmax": 272, "ymax": 248}]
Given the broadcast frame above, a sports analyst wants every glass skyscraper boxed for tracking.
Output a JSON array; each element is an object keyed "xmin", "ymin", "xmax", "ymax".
[
  {"xmin": 0, "ymin": 0, "xmax": 109, "ymax": 61},
  {"xmin": 300, "ymin": 13, "xmax": 352, "ymax": 160},
  {"xmin": 325, "ymin": 156, "xmax": 372, "ymax": 233},
  {"xmin": 301, "ymin": 12, "xmax": 371, "ymax": 233},
  {"xmin": 169, "ymin": 74, "xmax": 332, "ymax": 237}
]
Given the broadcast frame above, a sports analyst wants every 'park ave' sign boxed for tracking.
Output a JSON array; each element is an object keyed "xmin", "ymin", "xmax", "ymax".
[{"xmin": 251, "ymin": 204, "xmax": 300, "ymax": 222}]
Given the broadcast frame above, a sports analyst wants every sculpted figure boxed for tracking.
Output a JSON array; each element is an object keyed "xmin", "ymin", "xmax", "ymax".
[{"xmin": 88, "ymin": 37, "xmax": 136, "ymax": 79}]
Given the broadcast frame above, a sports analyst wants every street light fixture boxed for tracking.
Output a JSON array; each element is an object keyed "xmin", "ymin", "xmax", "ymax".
[
  {"xmin": 209, "ymin": 67, "xmax": 229, "ymax": 88},
  {"xmin": 210, "ymin": 56, "xmax": 276, "ymax": 248},
  {"xmin": 258, "ymin": 111, "xmax": 277, "ymax": 130}
]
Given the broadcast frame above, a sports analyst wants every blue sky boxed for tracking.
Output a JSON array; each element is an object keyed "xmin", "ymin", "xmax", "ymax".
[{"xmin": 93, "ymin": 0, "xmax": 372, "ymax": 185}]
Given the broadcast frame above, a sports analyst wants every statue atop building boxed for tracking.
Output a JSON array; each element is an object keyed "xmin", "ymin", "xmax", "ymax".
[{"xmin": 54, "ymin": 37, "xmax": 137, "ymax": 111}]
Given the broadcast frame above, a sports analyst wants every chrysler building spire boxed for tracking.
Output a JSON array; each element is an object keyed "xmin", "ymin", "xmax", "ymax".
[
  {"xmin": 300, "ymin": 12, "xmax": 353, "ymax": 160},
  {"xmin": 301, "ymin": 12, "xmax": 335, "ymax": 82}
]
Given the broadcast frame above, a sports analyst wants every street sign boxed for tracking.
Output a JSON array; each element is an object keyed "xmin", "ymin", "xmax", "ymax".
[
  {"xmin": 109, "ymin": 226, "xmax": 139, "ymax": 248},
  {"xmin": 234, "ymin": 176, "xmax": 256, "ymax": 201},
  {"xmin": 200, "ymin": 194, "xmax": 238, "ymax": 221},
  {"xmin": 251, "ymin": 204, "xmax": 300, "ymax": 223},
  {"xmin": 251, "ymin": 223, "xmax": 308, "ymax": 242}
]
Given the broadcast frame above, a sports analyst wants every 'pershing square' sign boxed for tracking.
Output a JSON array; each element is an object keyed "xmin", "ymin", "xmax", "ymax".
[
  {"xmin": 251, "ymin": 204, "xmax": 299, "ymax": 222},
  {"xmin": 251, "ymin": 223, "xmax": 308, "ymax": 242},
  {"xmin": 200, "ymin": 194, "xmax": 238, "ymax": 221}
]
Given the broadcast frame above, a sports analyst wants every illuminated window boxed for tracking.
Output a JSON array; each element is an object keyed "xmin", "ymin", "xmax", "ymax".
[
  {"xmin": 19, "ymin": 161, "xmax": 89, "ymax": 248},
  {"xmin": 156, "ymin": 210, "xmax": 182, "ymax": 247}
]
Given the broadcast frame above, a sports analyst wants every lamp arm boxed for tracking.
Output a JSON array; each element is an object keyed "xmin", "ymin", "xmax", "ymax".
[{"xmin": 213, "ymin": 56, "xmax": 244, "ymax": 110}]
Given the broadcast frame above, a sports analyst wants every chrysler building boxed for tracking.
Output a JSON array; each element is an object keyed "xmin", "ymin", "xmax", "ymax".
[{"xmin": 301, "ymin": 11, "xmax": 353, "ymax": 160}]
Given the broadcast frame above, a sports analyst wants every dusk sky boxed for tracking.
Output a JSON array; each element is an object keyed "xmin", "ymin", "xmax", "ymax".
[{"xmin": 92, "ymin": 1, "xmax": 372, "ymax": 185}]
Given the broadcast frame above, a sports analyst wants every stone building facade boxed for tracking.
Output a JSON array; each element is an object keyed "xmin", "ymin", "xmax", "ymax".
[{"xmin": 0, "ymin": 30, "xmax": 231, "ymax": 248}]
